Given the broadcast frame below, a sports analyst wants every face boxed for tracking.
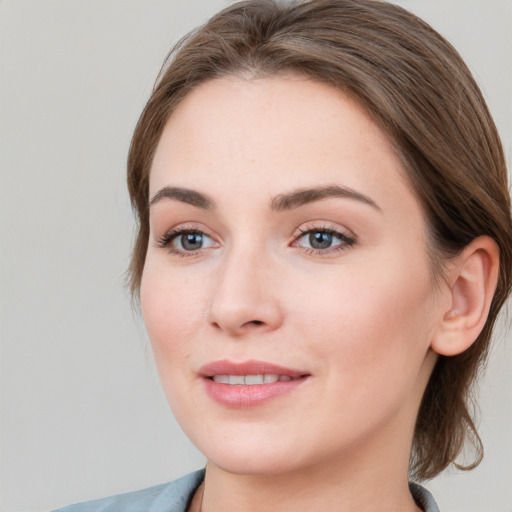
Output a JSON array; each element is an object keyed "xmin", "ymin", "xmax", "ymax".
[{"xmin": 141, "ymin": 75, "xmax": 444, "ymax": 476}]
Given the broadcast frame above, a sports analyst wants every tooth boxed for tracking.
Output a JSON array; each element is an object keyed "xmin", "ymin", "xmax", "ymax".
[
  {"xmin": 245, "ymin": 375, "xmax": 264, "ymax": 385},
  {"xmin": 213, "ymin": 374, "xmax": 294, "ymax": 385},
  {"xmin": 228, "ymin": 375, "xmax": 245, "ymax": 385}
]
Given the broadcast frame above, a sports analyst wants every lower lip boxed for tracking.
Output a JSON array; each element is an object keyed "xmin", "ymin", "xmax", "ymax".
[{"xmin": 203, "ymin": 377, "xmax": 309, "ymax": 408}]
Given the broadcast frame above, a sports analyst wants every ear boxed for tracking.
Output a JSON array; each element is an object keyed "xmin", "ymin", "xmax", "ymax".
[{"xmin": 431, "ymin": 236, "xmax": 500, "ymax": 356}]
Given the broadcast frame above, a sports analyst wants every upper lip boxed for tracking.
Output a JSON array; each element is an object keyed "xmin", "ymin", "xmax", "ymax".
[{"xmin": 199, "ymin": 359, "xmax": 308, "ymax": 378}]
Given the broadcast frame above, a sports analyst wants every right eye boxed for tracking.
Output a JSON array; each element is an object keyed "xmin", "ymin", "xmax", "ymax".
[{"xmin": 158, "ymin": 229, "xmax": 219, "ymax": 256}]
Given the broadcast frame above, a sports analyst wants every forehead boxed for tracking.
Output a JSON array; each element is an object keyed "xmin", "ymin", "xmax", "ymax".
[{"xmin": 149, "ymin": 75, "xmax": 415, "ymax": 215}]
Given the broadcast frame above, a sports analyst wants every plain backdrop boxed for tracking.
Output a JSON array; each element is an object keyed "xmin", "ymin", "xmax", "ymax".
[{"xmin": 1, "ymin": 1, "xmax": 511, "ymax": 511}]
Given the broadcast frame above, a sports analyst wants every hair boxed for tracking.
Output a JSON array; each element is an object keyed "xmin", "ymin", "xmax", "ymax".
[{"xmin": 126, "ymin": 0, "xmax": 512, "ymax": 480}]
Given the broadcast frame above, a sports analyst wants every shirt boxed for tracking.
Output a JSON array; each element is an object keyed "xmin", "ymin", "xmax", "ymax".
[{"xmin": 52, "ymin": 469, "xmax": 440, "ymax": 512}]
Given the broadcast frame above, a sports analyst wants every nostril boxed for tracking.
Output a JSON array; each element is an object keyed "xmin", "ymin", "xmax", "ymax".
[{"xmin": 248, "ymin": 320, "xmax": 264, "ymax": 326}]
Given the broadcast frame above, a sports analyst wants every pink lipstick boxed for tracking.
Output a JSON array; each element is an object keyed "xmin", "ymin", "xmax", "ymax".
[{"xmin": 199, "ymin": 359, "xmax": 310, "ymax": 407}]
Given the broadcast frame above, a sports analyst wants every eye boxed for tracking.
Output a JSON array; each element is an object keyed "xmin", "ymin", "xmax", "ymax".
[
  {"xmin": 293, "ymin": 227, "xmax": 355, "ymax": 254},
  {"xmin": 157, "ymin": 228, "xmax": 218, "ymax": 255},
  {"xmin": 175, "ymin": 232, "xmax": 209, "ymax": 251}
]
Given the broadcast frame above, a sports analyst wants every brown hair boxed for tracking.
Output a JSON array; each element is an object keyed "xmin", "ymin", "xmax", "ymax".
[{"xmin": 127, "ymin": 0, "xmax": 512, "ymax": 479}]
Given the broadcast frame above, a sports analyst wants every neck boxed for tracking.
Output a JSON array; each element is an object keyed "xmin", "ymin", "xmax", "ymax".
[{"xmin": 197, "ymin": 429, "xmax": 421, "ymax": 512}]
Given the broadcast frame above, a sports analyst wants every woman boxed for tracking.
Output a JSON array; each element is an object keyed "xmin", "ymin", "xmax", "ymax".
[{"xmin": 54, "ymin": 0, "xmax": 512, "ymax": 511}]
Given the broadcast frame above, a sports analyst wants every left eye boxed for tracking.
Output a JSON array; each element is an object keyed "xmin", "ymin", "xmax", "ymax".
[{"xmin": 295, "ymin": 229, "xmax": 352, "ymax": 251}]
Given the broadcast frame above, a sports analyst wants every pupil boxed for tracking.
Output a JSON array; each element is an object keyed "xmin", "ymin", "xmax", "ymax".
[
  {"xmin": 310, "ymin": 231, "xmax": 332, "ymax": 249},
  {"xmin": 182, "ymin": 233, "xmax": 202, "ymax": 250}
]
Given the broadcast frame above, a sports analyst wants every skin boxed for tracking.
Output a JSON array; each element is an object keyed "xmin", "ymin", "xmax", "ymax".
[{"xmin": 140, "ymin": 75, "xmax": 452, "ymax": 512}]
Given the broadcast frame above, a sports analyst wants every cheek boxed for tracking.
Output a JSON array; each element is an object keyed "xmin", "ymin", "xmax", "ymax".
[
  {"xmin": 141, "ymin": 261, "xmax": 228, "ymax": 433},
  {"xmin": 140, "ymin": 263, "xmax": 205, "ymax": 368},
  {"xmin": 289, "ymin": 253, "xmax": 437, "ymax": 379},
  {"xmin": 286, "ymin": 262, "xmax": 437, "ymax": 443}
]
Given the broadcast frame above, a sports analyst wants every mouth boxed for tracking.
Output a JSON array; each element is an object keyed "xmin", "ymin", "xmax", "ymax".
[{"xmin": 199, "ymin": 360, "xmax": 310, "ymax": 407}]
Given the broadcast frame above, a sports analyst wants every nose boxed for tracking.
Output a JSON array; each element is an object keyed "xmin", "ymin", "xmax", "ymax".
[{"xmin": 207, "ymin": 246, "xmax": 284, "ymax": 336}]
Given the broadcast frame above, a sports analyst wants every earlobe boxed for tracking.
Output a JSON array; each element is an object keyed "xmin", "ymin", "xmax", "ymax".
[{"xmin": 431, "ymin": 236, "xmax": 500, "ymax": 357}]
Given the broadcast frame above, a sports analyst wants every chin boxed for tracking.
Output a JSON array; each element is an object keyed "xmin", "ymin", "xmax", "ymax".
[
  {"xmin": 191, "ymin": 425, "xmax": 341, "ymax": 479},
  {"xmin": 185, "ymin": 426, "xmax": 304, "ymax": 476},
  {"xmin": 208, "ymin": 452, "xmax": 302, "ymax": 477}
]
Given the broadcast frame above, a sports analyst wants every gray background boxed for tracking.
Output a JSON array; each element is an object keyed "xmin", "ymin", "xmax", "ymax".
[{"xmin": 1, "ymin": 1, "xmax": 510, "ymax": 511}]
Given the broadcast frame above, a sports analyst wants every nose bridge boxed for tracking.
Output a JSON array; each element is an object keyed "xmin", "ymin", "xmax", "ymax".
[{"xmin": 207, "ymin": 236, "xmax": 282, "ymax": 335}]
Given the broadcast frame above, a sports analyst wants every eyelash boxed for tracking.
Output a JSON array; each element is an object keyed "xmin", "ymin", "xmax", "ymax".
[{"xmin": 156, "ymin": 225, "xmax": 356, "ymax": 257}]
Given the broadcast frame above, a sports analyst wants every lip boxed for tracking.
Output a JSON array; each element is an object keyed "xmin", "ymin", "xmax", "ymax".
[{"xmin": 199, "ymin": 359, "xmax": 310, "ymax": 408}]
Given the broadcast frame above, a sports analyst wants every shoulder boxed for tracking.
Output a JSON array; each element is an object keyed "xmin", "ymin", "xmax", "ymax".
[
  {"xmin": 409, "ymin": 482, "xmax": 440, "ymax": 512},
  {"xmin": 51, "ymin": 470, "xmax": 205, "ymax": 512}
]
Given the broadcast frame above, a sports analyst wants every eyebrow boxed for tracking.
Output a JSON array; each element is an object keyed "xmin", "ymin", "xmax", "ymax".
[
  {"xmin": 149, "ymin": 186, "xmax": 215, "ymax": 210},
  {"xmin": 148, "ymin": 184, "xmax": 381, "ymax": 213},
  {"xmin": 270, "ymin": 185, "xmax": 381, "ymax": 212}
]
